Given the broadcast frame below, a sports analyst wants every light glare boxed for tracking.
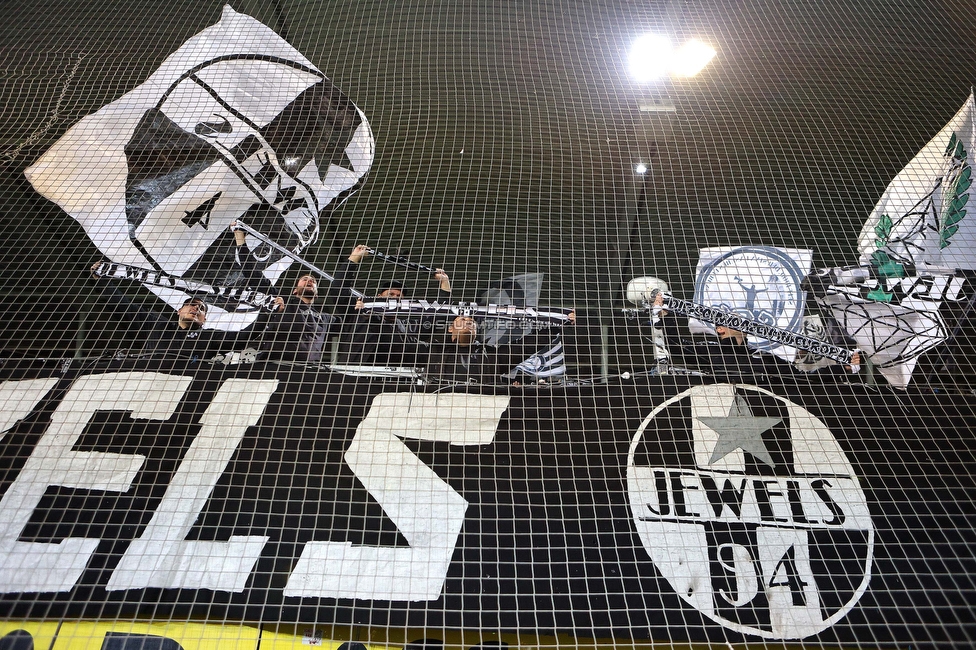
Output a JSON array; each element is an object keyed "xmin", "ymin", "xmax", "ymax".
[
  {"xmin": 671, "ymin": 39, "xmax": 716, "ymax": 77},
  {"xmin": 629, "ymin": 34, "xmax": 673, "ymax": 82}
]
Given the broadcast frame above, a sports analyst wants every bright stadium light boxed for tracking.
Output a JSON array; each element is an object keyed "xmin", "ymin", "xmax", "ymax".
[
  {"xmin": 629, "ymin": 33, "xmax": 716, "ymax": 82},
  {"xmin": 671, "ymin": 39, "xmax": 716, "ymax": 77},
  {"xmin": 629, "ymin": 34, "xmax": 673, "ymax": 82},
  {"xmin": 635, "ymin": 163, "xmax": 648, "ymax": 175}
]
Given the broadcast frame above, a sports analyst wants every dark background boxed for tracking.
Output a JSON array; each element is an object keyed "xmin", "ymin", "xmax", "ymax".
[
  {"xmin": 3, "ymin": 0, "xmax": 976, "ymax": 382},
  {"xmin": 1, "ymin": 363, "xmax": 973, "ymax": 646}
]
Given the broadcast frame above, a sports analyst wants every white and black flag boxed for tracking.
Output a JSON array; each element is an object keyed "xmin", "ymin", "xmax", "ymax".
[
  {"xmin": 809, "ymin": 94, "xmax": 976, "ymax": 388},
  {"xmin": 479, "ymin": 273, "xmax": 545, "ymax": 346},
  {"xmin": 691, "ymin": 246, "xmax": 813, "ymax": 363},
  {"xmin": 25, "ymin": 5, "xmax": 374, "ymax": 330},
  {"xmin": 478, "ymin": 273, "xmax": 570, "ymax": 381}
]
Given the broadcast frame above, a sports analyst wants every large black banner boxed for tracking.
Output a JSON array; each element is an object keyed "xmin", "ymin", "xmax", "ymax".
[{"xmin": 0, "ymin": 360, "xmax": 972, "ymax": 646}]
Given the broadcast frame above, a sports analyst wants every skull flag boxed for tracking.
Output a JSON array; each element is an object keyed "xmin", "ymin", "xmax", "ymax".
[{"xmin": 25, "ymin": 5, "xmax": 374, "ymax": 330}]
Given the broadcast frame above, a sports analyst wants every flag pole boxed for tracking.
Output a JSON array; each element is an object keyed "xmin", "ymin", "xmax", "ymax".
[
  {"xmin": 365, "ymin": 248, "xmax": 438, "ymax": 274},
  {"xmin": 232, "ymin": 221, "xmax": 367, "ymax": 299}
]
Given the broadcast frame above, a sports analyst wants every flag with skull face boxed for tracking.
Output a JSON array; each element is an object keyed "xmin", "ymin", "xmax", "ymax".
[{"xmin": 25, "ymin": 5, "xmax": 374, "ymax": 330}]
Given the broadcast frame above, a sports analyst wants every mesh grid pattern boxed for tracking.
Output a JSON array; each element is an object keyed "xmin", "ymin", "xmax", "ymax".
[{"xmin": 1, "ymin": 1, "xmax": 975, "ymax": 648}]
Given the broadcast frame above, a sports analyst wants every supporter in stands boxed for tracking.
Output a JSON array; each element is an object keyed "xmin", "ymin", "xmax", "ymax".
[
  {"xmin": 338, "ymin": 264, "xmax": 453, "ymax": 367},
  {"xmin": 233, "ymin": 225, "xmax": 368, "ymax": 364},
  {"xmin": 498, "ymin": 311, "xmax": 576, "ymax": 384},
  {"xmin": 428, "ymin": 312, "xmax": 575, "ymax": 384},
  {"xmin": 427, "ymin": 316, "xmax": 496, "ymax": 383},
  {"xmin": 644, "ymin": 291, "xmax": 861, "ymax": 380},
  {"xmin": 701, "ymin": 324, "xmax": 861, "ymax": 379},
  {"xmin": 91, "ymin": 263, "xmax": 263, "ymax": 362}
]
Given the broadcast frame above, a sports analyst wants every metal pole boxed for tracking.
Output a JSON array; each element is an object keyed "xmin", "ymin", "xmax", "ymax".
[{"xmin": 233, "ymin": 221, "xmax": 367, "ymax": 299}]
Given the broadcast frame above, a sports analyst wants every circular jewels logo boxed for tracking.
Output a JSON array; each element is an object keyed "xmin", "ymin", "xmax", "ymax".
[{"xmin": 627, "ymin": 384, "xmax": 874, "ymax": 639}]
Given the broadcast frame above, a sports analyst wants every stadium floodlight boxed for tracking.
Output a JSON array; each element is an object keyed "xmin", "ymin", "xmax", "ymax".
[
  {"xmin": 671, "ymin": 39, "xmax": 716, "ymax": 77},
  {"xmin": 635, "ymin": 163, "xmax": 648, "ymax": 175},
  {"xmin": 629, "ymin": 34, "xmax": 716, "ymax": 82},
  {"xmin": 629, "ymin": 34, "xmax": 673, "ymax": 82}
]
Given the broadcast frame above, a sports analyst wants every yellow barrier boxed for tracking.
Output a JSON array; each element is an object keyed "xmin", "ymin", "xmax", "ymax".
[{"xmin": 0, "ymin": 619, "xmax": 847, "ymax": 650}]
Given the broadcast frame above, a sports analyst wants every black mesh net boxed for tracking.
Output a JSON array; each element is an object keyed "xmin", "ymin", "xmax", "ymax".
[{"xmin": 1, "ymin": 1, "xmax": 975, "ymax": 648}]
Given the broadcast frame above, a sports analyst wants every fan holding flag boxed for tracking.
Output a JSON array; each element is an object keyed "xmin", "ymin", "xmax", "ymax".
[
  {"xmin": 480, "ymin": 273, "xmax": 575, "ymax": 384},
  {"xmin": 25, "ymin": 6, "xmax": 374, "ymax": 332},
  {"xmin": 338, "ymin": 258, "xmax": 455, "ymax": 369}
]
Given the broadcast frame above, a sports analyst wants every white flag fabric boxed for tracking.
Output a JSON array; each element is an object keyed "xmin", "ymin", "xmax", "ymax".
[
  {"xmin": 821, "ymin": 294, "xmax": 949, "ymax": 388},
  {"xmin": 816, "ymin": 94, "xmax": 976, "ymax": 387},
  {"xmin": 811, "ymin": 272, "xmax": 966, "ymax": 388},
  {"xmin": 856, "ymin": 93, "xmax": 976, "ymax": 272},
  {"xmin": 691, "ymin": 246, "xmax": 812, "ymax": 362},
  {"xmin": 25, "ymin": 5, "xmax": 374, "ymax": 330}
]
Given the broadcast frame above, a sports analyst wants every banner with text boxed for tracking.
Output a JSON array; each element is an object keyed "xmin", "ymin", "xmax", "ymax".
[{"xmin": 0, "ymin": 360, "xmax": 971, "ymax": 646}]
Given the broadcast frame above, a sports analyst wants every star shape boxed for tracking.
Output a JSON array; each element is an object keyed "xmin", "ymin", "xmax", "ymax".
[{"xmin": 698, "ymin": 394, "xmax": 782, "ymax": 468}]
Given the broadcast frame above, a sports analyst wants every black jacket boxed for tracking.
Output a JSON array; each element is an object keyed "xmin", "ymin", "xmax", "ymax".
[
  {"xmin": 258, "ymin": 295, "xmax": 335, "ymax": 363},
  {"xmin": 426, "ymin": 330, "xmax": 563, "ymax": 384},
  {"xmin": 96, "ymin": 279, "xmax": 259, "ymax": 361},
  {"xmin": 676, "ymin": 336, "xmax": 855, "ymax": 382},
  {"xmin": 237, "ymin": 252, "xmax": 359, "ymax": 364}
]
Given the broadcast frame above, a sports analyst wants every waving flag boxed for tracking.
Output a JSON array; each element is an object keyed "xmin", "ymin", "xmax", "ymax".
[
  {"xmin": 25, "ymin": 5, "xmax": 374, "ymax": 330},
  {"xmin": 479, "ymin": 273, "xmax": 545, "ymax": 346},
  {"xmin": 806, "ymin": 267, "xmax": 970, "ymax": 388},
  {"xmin": 807, "ymin": 94, "xmax": 976, "ymax": 387},
  {"xmin": 856, "ymin": 93, "xmax": 975, "ymax": 273},
  {"xmin": 478, "ymin": 273, "xmax": 569, "ymax": 382},
  {"xmin": 691, "ymin": 246, "xmax": 812, "ymax": 362}
]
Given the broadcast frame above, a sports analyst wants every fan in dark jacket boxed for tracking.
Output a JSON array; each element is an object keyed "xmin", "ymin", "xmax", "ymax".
[
  {"xmin": 232, "ymin": 225, "xmax": 367, "ymax": 364},
  {"xmin": 339, "ymin": 270, "xmax": 454, "ymax": 368},
  {"xmin": 91, "ymin": 262, "xmax": 263, "ymax": 362}
]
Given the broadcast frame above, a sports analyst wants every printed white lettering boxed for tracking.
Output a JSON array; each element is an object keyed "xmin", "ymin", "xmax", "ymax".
[
  {"xmin": 767, "ymin": 545, "xmax": 807, "ymax": 606},
  {"xmin": 717, "ymin": 543, "xmax": 759, "ymax": 607},
  {"xmin": 0, "ymin": 377, "xmax": 58, "ymax": 444},
  {"xmin": 284, "ymin": 392, "xmax": 509, "ymax": 601},
  {"xmin": 107, "ymin": 378, "xmax": 278, "ymax": 593},
  {"xmin": 757, "ymin": 528, "xmax": 823, "ymax": 635},
  {"xmin": 0, "ymin": 372, "xmax": 191, "ymax": 593},
  {"xmin": 637, "ymin": 469, "xmax": 866, "ymax": 529}
]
